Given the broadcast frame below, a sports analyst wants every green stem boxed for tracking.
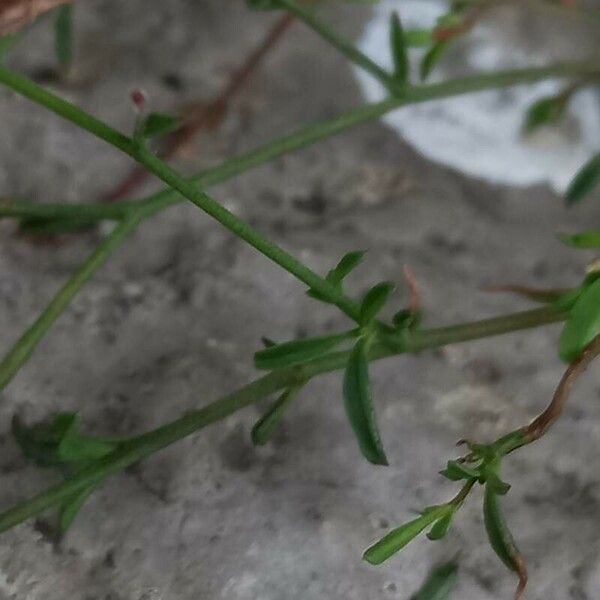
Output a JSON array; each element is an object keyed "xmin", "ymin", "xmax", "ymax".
[
  {"xmin": 0, "ymin": 304, "xmax": 565, "ymax": 533},
  {"xmin": 0, "ymin": 61, "xmax": 593, "ymax": 389},
  {"xmin": 278, "ymin": 0, "xmax": 398, "ymax": 92},
  {"xmin": 3, "ymin": 60, "xmax": 598, "ymax": 225},
  {"xmin": 0, "ymin": 214, "xmax": 141, "ymax": 390},
  {"xmin": 0, "ymin": 197, "xmax": 132, "ymax": 221}
]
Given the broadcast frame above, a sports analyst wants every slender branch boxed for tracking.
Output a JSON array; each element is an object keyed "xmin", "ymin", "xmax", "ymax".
[
  {"xmin": 104, "ymin": 13, "xmax": 295, "ymax": 202},
  {"xmin": 0, "ymin": 303, "xmax": 567, "ymax": 534},
  {"xmin": 3, "ymin": 60, "xmax": 599, "ymax": 224},
  {"xmin": 0, "ymin": 213, "xmax": 142, "ymax": 390},
  {"xmin": 278, "ymin": 0, "xmax": 398, "ymax": 92},
  {"xmin": 524, "ymin": 333, "xmax": 600, "ymax": 442},
  {"xmin": 0, "ymin": 61, "xmax": 594, "ymax": 389}
]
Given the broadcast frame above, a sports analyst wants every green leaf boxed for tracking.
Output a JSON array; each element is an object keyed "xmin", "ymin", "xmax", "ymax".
[
  {"xmin": 343, "ymin": 340, "xmax": 388, "ymax": 465},
  {"xmin": 427, "ymin": 512, "xmax": 454, "ymax": 541},
  {"xmin": 420, "ymin": 41, "xmax": 449, "ymax": 81},
  {"xmin": 363, "ymin": 506, "xmax": 449, "ymax": 564},
  {"xmin": 251, "ymin": 386, "xmax": 300, "ymax": 445},
  {"xmin": 307, "ymin": 251, "xmax": 365, "ymax": 303},
  {"xmin": 359, "ymin": 282, "xmax": 395, "ymax": 325},
  {"xmin": 412, "ymin": 562, "xmax": 459, "ymax": 600},
  {"xmin": 389, "ymin": 12, "xmax": 409, "ymax": 84},
  {"xmin": 405, "ymin": 29, "xmax": 433, "ymax": 47},
  {"xmin": 559, "ymin": 278, "xmax": 600, "ymax": 362},
  {"xmin": 59, "ymin": 484, "xmax": 96, "ymax": 533},
  {"xmin": 483, "ymin": 479, "xmax": 527, "ymax": 594},
  {"xmin": 440, "ymin": 460, "xmax": 480, "ymax": 482},
  {"xmin": 58, "ymin": 431, "xmax": 115, "ymax": 463},
  {"xmin": 559, "ymin": 231, "xmax": 600, "ymax": 249},
  {"xmin": 566, "ymin": 153, "xmax": 600, "ymax": 205},
  {"xmin": 55, "ymin": 5, "xmax": 73, "ymax": 68},
  {"xmin": 522, "ymin": 95, "xmax": 567, "ymax": 134},
  {"xmin": 326, "ymin": 250, "xmax": 365, "ymax": 285},
  {"xmin": 254, "ymin": 331, "xmax": 353, "ymax": 370},
  {"xmin": 140, "ymin": 112, "xmax": 180, "ymax": 139},
  {"xmin": 12, "ymin": 412, "xmax": 78, "ymax": 467}
]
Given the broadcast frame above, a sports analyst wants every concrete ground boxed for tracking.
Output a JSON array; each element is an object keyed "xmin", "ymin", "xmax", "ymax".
[{"xmin": 0, "ymin": 1, "xmax": 599, "ymax": 599}]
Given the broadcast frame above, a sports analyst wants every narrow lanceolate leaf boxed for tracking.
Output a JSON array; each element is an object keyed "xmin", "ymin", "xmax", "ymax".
[
  {"xmin": 389, "ymin": 12, "xmax": 408, "ymax": 84},
  {"xmin": 440, "ymin": 460, "xmax": 480, "ymax": 482},
  {"xmin": 359, "ymin": 282, "xmax": 395, "ymax": 325},
  {"xmin": 559, "ymin": 278, "xmax": 600, "ymax": 362},
  {"xmin": 522, "ymin": 95, "xmax": 566, "ymax": 134},
  {"xmin": 426, "ymin": 512, "xmax": 454, "ymax": 541},
  {"xmin": 254, "ymin": 331, "xmax": 353, "ymax": 370},
  {"xmin": 566, "ymin": 153, "xmax": 600, "ymax": 205},
  {"xmin": 363, "ymin": 506, "xmax": 448, "ymax": 564},
  {"xmin": 326, "ymin": 250, "xmax": 366, "ymax": 285},
  {"xmin": 420, "ymin": 41, "xmax": 449, "ymax": 81},
  {"xmin": 412, "ymin": 562, "xmax": 459, "ymax": 600},
  {"xmin": 559, "ymin": 231, "xmax": 600, "ymax": 249},
  {"xmin": 19, "ymin": 215, "xmax": 96, "ymax": 235},
  {"xmin": 251, "ymin": 386, "xmax": 300, "ymax": 446},
  {"xmin": 59, "ymin": 484, "xmax": 96, "ymax": 533},
  {"xmin": 141, "ymin": 112, "xmax": 180, "ymax": 139},
  {"xmin": 54, "ymin": 4, "xmax": 73, "ymax": 68},
  {"xmin": 483, "ymin": 483, "xmax": 527, "ymax": 599},
  {"xmin": 343, "ymin": 340, "xmax": 388, "ymax": 465}
]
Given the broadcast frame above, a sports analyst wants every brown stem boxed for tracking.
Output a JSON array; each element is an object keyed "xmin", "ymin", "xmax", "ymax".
[
  {"xmin": 103, "ymin": 14, "xmax": 294, "ymax": 202},
  {"xmin": 524, "ymin": 333, "xmax": 600, "ymax": 442}
]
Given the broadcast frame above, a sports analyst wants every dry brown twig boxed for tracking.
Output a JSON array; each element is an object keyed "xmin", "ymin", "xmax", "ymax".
[{"xmin": 0, "ymin": 0, "xmax": 71, "ymax": 35}]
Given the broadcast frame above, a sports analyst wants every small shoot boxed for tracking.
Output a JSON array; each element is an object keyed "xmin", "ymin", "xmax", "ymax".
[
  {"xmin": 359, "ymin": 281, "xmax": 395, "ymax": 326},
  {"xmin": 307, "ymin": 250, "xmax": 365, "ymax": 303}
]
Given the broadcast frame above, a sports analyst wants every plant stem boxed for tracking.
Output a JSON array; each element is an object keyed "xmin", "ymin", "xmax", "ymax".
[
  {"xmin": 278, "ymin": 0, "xmax": 398, "ymax": 92},
  {"xmin": 0, "ymin": 304, "xmax": 566, "ymax": 533},
  {"xmin": 0, "ymin": 61, "xmax": 593, "ymax": 389},
  {"xmin": 3, "ymin": 60, "xmax": 598, "ymax": 224},
  {"xmin": 0, "ymin": 213, "xmax": 142, "ymax": 390}
]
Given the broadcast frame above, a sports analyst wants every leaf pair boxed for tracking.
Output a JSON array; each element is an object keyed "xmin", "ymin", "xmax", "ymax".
[
  {"xmin": 363, "ymin": 504, "xmax": 453, "ymax": 565},
  {"xmin": 13, "ymin": 412, "xmax": 115, "ymax": 467},
  {"xmin": 12, "ymin": 412, "xmax": 117, "ymax": 533}
]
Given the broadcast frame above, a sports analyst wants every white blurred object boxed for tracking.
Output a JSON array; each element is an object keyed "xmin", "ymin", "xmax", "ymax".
[{"xmin": 354, "ymin": 0, "xmax": 600, "ymax": 191}]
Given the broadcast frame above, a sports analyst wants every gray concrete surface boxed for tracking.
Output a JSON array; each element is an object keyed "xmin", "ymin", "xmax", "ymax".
[{"xmin": 0, "ymin": 1, "xmax": 599, "ymax": 599}]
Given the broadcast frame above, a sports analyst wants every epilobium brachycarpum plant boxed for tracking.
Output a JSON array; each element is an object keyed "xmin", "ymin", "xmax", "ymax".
[{"xmin": 0, "ymin": 0, "xmax": 599, "ymax": 597}]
